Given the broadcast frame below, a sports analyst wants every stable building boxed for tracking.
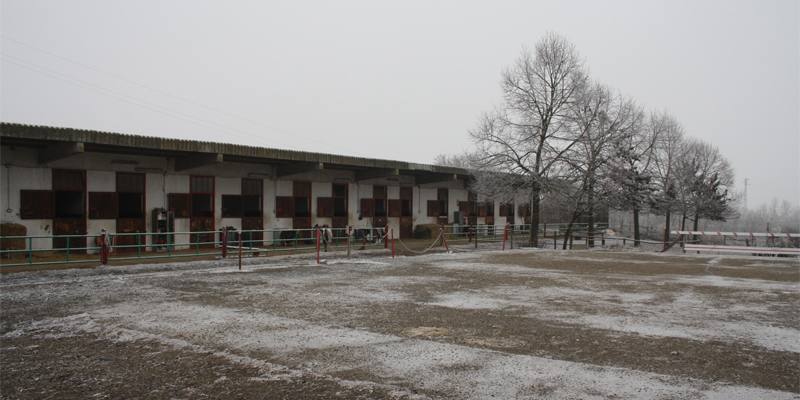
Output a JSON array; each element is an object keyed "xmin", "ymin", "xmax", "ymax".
[{"xmin": 0, "ymin": 123, "xmax": 529, "ymax": 251}]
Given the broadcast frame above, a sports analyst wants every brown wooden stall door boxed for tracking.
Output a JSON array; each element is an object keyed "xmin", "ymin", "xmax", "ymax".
[
  {"xmin": 116, "ymin": 218, "xmax": 146, "ymax": 252},
  {"xmin": 115, "ymin": 172, "xmax": 147, "ymax": 253},
  {"xmin": 190, "ymin": 217, "xmax": 215, "ymax": 246},
  {"xmin": 52, "ymin": 169, "xmax": 87, "ymax": 251},
  {"xmin": 399, "ymin": 216, "xmax": 413, "ymax": 239},
  {"xmin": 53, "ymin": 218, "xmax": 87, "ymax": 251},
  {"xmin": 332, "ymin": 216, "xmax": 348, "ymax": 230},
  {"xmin": 242, "ymin": 217, "xmax": 264, "ymax": 246},
  {"xmin": 292, "ymin": 181, "xmax": 312, "ymax": 240},
  {"xmin": 190, "ymin": 176, "xmax": 215, "ymax": 248},
  {"xmin": 399, "ymin": 187, "xmax": 413, "ymax": 239}
]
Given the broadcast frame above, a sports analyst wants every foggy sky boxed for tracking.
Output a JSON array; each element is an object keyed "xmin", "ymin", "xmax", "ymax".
[{"xmin": 1, "ymin": 0, "xmax": 797, "ymax": 208}]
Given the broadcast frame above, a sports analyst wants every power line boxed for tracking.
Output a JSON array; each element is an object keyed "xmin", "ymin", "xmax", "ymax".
[
  {"xmin": 1, "ymin": 34, "xmax": 306, "ymax": 139},
  {"xmin": 6, "ymin": 62, "xmax": 258, "ymax": 147},
  {"xmin": 2, "ymin": 53, "xmax": 273, "ymax": 147}
]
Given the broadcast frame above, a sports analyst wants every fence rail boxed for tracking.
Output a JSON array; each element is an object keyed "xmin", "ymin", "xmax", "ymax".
[{"xmin": 0, "ymin": 222, "xmax": 611, "ymax": 269}]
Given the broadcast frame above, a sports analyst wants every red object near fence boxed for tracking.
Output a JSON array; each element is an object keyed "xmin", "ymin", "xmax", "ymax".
[
  {"xmin": 221, "ymin": 229, "xmax": 228, "ymax": 258},
  {"xmin": 441, "ymin": 225, "xmax": 449, "ymax": 251},
  {"xmin": 238, "ymin": 233, "xmax": 243, "ymax": 270},
  {"xmin": 502, "ymin": 224, "xmax": 509, "ymax": 250}
]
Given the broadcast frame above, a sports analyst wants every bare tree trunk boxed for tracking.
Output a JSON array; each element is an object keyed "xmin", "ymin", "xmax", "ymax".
[
  {"xmin": 681, "ymin": 211, "xmax": 687, "ymax": 231},
  {"xmin": 692, "ymin": 209, "xmax": 700, "ymax": 242},
  {"xmin": 586, "ymin": 181, "xmax": 595, "ymax": 248},
  {"xmin": 529, "ymin": 180, "xmax": 541, "ymax": 247},
  {"xmin": 633, "ymin": 207, "xmax": 641, "ymax": 247},
  {"xmin": 663, "ymin": 210, "xmax": 671, "ymax": 251},
  {"xmin": 562, "ymin": 211, "xmax": 580, "ymax": 250}
]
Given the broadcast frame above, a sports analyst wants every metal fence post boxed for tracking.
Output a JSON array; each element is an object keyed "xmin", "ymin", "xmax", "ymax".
[
  {"xmin": 27, "ymin": 237, "xmax": 32, "ymax": 265},
  {"xmin": 347, "ymin": 226, "xmax": 352, "ymax": 257},
  {"xmin": 221, "ymin": 228, "xmax": 228, "ymax": 258},
  {"xmin": 315, "ymin": 227, "xmax": 321, "ymax": 265},
  {"xmin": 502, "ymin": 224, "xmax": 508, "ymax": 250}
]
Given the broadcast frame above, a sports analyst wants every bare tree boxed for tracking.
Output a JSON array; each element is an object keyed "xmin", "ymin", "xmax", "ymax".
[
  {"xmin": 604, "ymin": 110, "xmax": 656, "ymax": 246},
  {"xmin": 433, "ymin": 153, "xmax": 474, "ymax": 169},
  {"xmin": 649, "ymin": 112, "xmax": 685, "ymax": 249},
  {"xmin": 470, "ymin": 32, "xmax": 587, "ymax": 246},
  {"xmin": 675, "ymin": 138, "xmax": 736, "ymax": 233},
  {"xmin": 563, "ymin": 84, "xmax": 643, "ymax": 247}
]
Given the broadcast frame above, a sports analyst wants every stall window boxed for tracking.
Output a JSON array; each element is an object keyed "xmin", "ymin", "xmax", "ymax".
[
  {"xmin": 19, "ymin": 190, "xmax": 53, "ymax": 219},
  {"xmin": 168, "ymin": 193, "xmax": 190, "ymax": 218},
  {"xmin": 116, "ymin": 172, "xmax": 145, "ymax": 218},
  {"xmin": 89, "ymin": 192, "xmax": 117, "ymax": 219},
  {"xmin": 190, "ymin": 176, "xmax": 214, "ymax": 218},
  {"xmin": 221, "ymin": 195, "xmax": 242, "ymax": 218},
  {"xmin": 241, "ymin": 178, "xmax": 263, "ymax": 217},
  {"xmin": 332, "ymin": 183, "xmax": 348, "ymax": 217}
]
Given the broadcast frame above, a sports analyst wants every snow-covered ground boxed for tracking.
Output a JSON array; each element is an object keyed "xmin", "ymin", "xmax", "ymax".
[{"xmin": 2, "ymin": 249, "xmax": 798, "ymax": 399}]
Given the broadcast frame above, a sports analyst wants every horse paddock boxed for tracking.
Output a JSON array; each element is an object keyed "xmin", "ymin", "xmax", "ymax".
[{"xmin": 1, "ymin": 249, "xmax": 797, "ymax": 399}]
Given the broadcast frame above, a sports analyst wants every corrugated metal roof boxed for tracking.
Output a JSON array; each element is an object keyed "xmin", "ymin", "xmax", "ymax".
[{"xmin": 0, "ymin": 122, "xmax": 468, "ymax": 175}]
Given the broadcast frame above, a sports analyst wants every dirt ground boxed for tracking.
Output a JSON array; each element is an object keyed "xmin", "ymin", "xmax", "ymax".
[{"xmin": 1, "ymin": 247, "xmax": 798, "ymax": 399}]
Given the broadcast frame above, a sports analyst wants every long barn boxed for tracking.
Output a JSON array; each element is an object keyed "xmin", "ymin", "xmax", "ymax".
[{"xmin": 0, "ymin": 122, "xmax": 532, "ymax": 252}]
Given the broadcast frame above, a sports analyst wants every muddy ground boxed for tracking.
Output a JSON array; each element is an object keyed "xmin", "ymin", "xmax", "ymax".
[{"xmin": 1, "ymin": 248, "xmax": 798, "ymax": 399}]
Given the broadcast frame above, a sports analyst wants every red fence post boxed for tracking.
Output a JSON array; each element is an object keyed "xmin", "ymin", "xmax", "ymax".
[
  {"xmin": 316, "ymin": 227, "xmax": 321, "ymax": 265},
  {"xmin": 441, "ymin": 225, "xmax": 449, "ymax": 251},
  {"xmin": 391, "ymin": 228, "xmax": 395, "ymax": 258},
  {"xmin": 221, "ymin": 228, "xmax": 228, "ymax": 258}
]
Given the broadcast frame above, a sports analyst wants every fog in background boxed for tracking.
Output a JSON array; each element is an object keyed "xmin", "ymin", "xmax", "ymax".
[{"xmin": 1, "ymin": 0, "xmax": 797, "ymax": 208}]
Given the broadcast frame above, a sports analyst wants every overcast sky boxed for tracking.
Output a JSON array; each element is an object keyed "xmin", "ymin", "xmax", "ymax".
[{"xmin": 1, "ymin": 0, "xmax": 797, "ymax": 207}]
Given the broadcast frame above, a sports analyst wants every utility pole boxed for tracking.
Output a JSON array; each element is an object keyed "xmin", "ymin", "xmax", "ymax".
[{"xmin": 743, "ymin": 178, "xmax": 749, "ymax": 211}]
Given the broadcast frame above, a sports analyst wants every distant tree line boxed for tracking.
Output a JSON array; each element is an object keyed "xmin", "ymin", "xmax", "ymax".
[{"xmin": 436, "ymin": 32, "xmax": 736, "ymax": 248}]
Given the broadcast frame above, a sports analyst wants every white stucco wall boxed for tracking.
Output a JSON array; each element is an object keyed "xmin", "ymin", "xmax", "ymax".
[
  {"xmin": 415, "ymin": 187, "xmax": 438, "ymax": 225},
  {"xmin": 1, "ymin": 164, "xmax": 53, "ymax": 250},
  {"xmin": 1, "ymin": 144, "xmax": 492, "ymax": 253}
]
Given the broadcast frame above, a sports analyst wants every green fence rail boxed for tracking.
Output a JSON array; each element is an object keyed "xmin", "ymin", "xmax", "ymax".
[{"xmin": 0, "ymin": 222, "xmax": 610, "ymax": 269}]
